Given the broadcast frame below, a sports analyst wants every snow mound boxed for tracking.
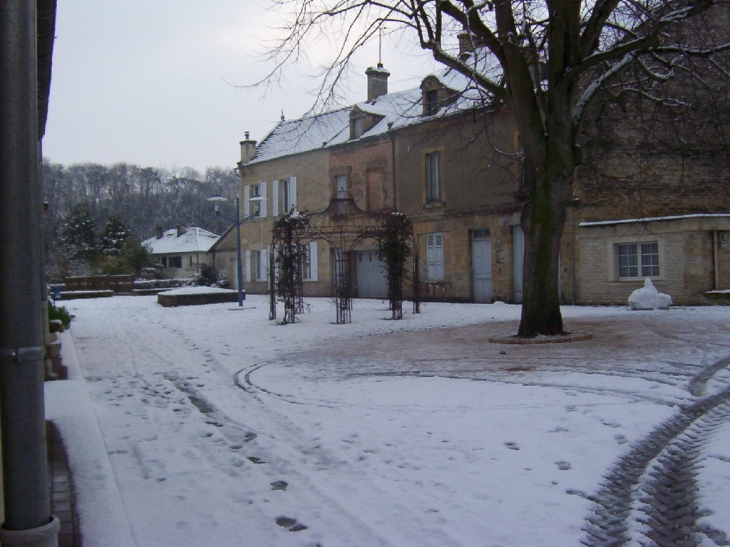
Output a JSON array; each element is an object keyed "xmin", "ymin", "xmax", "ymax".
[{"xmin": 628, "ymin": 278, "xmax": 672, "ymax": 310}]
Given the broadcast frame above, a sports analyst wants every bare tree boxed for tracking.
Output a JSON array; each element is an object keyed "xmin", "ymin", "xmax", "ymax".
[{"xmin": 263, "ymin": 0, "xmax": 730, "ymax": 336}]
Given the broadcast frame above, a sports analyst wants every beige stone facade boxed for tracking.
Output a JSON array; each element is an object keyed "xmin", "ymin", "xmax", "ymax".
[
  {"xmin": 214, "ymin": 147, "xmax": 336, "ymax": 297},
  {"xmin": 392, "ymin": 110, "xmax": 525, "ymax": 302},
  {"xmin": 575, "ymin": 215, "xmax": 730, "ymax": 305}
]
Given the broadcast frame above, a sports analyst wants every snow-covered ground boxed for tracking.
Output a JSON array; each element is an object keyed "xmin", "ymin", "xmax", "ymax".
[{"xmin": 46, "ymin": 295, "xmax": 730, "ymax": 547}]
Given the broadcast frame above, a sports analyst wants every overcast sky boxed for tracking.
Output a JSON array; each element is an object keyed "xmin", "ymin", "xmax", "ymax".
[{"xmin": 43, "ymin": 0, "xmax": 438, "ymax": 173}]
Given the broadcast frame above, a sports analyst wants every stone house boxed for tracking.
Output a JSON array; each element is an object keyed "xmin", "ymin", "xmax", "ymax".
[
  {"xmin": 142, "ymin": 225, "xmax": 219, "ymax": 278},
  {"xmin": 223, "ymin": 31, "xmax": 729, "ymax": 306},
  {"xmin": 212, "ymin": 109, "xmax": 351, "ymax": 296},
  {"xmin": 220, "ymin": 48, "xmax": 535, "ymax": 303}
]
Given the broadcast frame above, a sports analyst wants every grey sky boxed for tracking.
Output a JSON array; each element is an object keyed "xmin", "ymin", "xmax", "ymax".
[{"xmin": 43, "ymin": 1, "xmax": 437, "ymax": 173}]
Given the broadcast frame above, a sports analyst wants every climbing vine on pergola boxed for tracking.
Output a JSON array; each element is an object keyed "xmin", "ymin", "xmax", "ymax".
[{"xmin": 269, "ymin": 195, "xmax": 420, "ymax": 324}]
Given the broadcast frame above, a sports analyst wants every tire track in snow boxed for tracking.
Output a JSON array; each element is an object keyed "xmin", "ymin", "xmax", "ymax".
[
  {"xmin": 688, "ymin": 355, "xmax": 730, "ymax": 397},
  {"xmin": 581, "ymin": 355, "xmax": 730, "ymax": 547}
]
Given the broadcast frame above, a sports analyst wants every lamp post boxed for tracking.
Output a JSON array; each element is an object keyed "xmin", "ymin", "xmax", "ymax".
[{"xmin": 207, "ymin": 195, "xmax": 261, "ymax": 307}]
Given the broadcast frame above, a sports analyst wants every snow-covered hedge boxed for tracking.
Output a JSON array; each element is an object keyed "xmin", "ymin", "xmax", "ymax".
[{"xmin": 133, "ymin": 278, "xmax": 195, "ymax": 290}]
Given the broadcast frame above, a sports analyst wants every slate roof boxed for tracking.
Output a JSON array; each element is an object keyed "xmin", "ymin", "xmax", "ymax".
[
  {"xmin": 142, "ymin": 227, "xmax": 220, "ymax": 255},
  {"xmin": 249, "ymin": 108, "xmax": 351, "ymax": 165},
  {"xmin": 247, "ymin": 50, "xmax": 502, "ymax": 166}
]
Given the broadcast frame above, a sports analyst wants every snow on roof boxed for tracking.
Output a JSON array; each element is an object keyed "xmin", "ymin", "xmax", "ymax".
[
  {"xmin": 247, "ymin": 50, "xmax": 502, "ymax": 166},
  {"xmin": 248, "ymin": 108, "xmax": 351, "ymax": 165},
  {"xmin": 142, "ymin": 227, "xmax": 220, "ymax": 255},
  {"xmin": 580, "ymin": 213, "xmax": 730, "ymax": 227}
]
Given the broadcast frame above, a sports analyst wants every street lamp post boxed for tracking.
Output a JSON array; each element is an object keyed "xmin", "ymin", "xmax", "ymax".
[{"xmin": 207, "ymin": 195, "xmax": 260, "ymax": 307}]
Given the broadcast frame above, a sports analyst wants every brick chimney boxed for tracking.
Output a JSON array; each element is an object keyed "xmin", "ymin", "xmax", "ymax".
[
  {"xmin": 457, "ymin": 33, "xmax": 485, "ymax": 59},
  {"xmin": 176, "ymin": 224, "xmax": 187, "ymax": 237},
  {"xmin": 239, "ymin": 131, "xmax": 257, "ymax": 164},
  {"xmin": 155, "ymin": 225, "xmax": 163, "ymax": 239},
  {"xmin": 366, "ymin": 64, "xmax": 390, "ymax": 101}
]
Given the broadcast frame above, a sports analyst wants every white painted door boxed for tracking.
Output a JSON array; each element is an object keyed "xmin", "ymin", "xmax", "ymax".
[
  {"xmin": 228, "ymin": 257, "xmax": 238, "ymax": 290},
  {"xmin": 354, "ymin": 250, "xmax": 388, "ymax": 298},
  {"xmin": 512, "ymin": 226, "xmax": 524, "ymax": 303},
  {"xmin": 471, "ymin": 229, "xmax": 492, "ymax": 302}
]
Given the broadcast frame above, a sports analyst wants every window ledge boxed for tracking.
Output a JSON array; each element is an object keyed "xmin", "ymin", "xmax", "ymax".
[
  {"xmin": 424, "ymin": 201, "xmax": 445, "ymax": 210},
  {"xmin": 613, "ymin": 276, "xmax": 665, "ymax": 282}
]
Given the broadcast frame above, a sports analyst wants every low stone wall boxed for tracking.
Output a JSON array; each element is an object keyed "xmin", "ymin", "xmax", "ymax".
[
  {"xmin": 58, "ymin": 290, "xmax": 114, "ymax": 300},
  {"xmin": 132, "ymin": 288, "xmax": 171, "ymax": 296},
  {"xmin": 157, "ymin": 291, "xmax": 241, "ymax": 307}
]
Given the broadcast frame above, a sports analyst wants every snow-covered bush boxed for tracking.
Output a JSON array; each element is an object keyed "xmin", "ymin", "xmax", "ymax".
[{"xmin": 134, "ymin": 278, "xmax": 193, "ymax": 290}]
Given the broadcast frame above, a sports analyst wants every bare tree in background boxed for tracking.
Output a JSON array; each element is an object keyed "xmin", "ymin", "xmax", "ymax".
[{"xmin": 263, "ymin": 0, "xmax": 730, "ymax": 336}]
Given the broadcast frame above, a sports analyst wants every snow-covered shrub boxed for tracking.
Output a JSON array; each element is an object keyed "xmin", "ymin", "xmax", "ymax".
[{"xmin": 134, "ymin": 278, "xmax": 192, "ymax": 290}]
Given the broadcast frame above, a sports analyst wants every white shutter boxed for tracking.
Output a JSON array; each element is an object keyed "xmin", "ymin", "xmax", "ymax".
[
  {"xmin": 272, "ymin": 180, "xmax": 279, "ymax": 217},
  {"xmin": 426, "ymin": 236, "xmax": 434, "ymax": 279},
  {"xmin": 426, "ymin": 233, "xmax": 444, "ymax": 281},
  {"xmin": 308, "ymin": 241, "xmax": 318, "ymax": 281},
  {"xmin": 289, "ymin": 176, "xmax": 297, "ymax": 212},
  {"xmin": 244, "ymin": 249, "xmax": 251, "ymax": 282},
  {"xmin": 435, "ymin": 234, "xmax": 444, "ymax": 279},
  {"xmin": 260, "ymin": 247, "xmax": 269, "ymax": 281},
  {"xmin": 259, "ymin": 181, "xmax": 267, "ymax": 218},
  {"xmin": 243, "ymin": 185, "xmax": 250, "ymax": 217}
]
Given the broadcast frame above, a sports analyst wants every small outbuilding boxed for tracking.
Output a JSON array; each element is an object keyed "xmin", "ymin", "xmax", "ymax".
[
  {"xmin": 576, "ymin": 214, "xmax": 730, "ymax": 305},
  {"xmin": 143, "ymin": 225, "xmax": 219, "ymax": 278}
]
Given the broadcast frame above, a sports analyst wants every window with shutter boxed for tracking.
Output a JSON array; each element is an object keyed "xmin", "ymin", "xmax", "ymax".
[{"xmin": 426, "ymin": 232, "xmax": 444, "ymax": 280}]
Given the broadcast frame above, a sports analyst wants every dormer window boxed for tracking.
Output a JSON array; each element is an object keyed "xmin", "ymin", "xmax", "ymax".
[
  {"xmin": 421, "ymin": 76, "xmax": 455, "ymax": 116},
  {"xmin": 425, "ymin": 89, "xmax": 439, "ymax": 115},
  {"xmin": 350, "ymin": 106, "xmax": 383, "ymax": 140}
]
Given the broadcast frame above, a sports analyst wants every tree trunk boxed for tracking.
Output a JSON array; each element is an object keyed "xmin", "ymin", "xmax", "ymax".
[
  {"xmin": 517, "ymin": 125, "xmax": 575, "ymax": 337},
  {"xmin": 518, "ymin": 196, "xmax": 566, "ymax": 336}
]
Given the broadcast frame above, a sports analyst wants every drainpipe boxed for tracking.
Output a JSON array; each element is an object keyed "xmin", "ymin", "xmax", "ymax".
[
  {"xmin": 388, "ymin": 123, "xmax": 396, "ymax": 210},
  {"xmin": 572, "ymin": 210, "xmax": 577, "ymax": 305},
  {"xmin": 0, "ymin": 0, "xmax": 59, "ymax": 545},
  {"xmin": 712, "ymin": 231, "xmax": 720, "ymax": 291}
]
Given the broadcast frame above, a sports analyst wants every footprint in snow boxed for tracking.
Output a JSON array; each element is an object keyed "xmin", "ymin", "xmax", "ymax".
[
  {"xmin": 270, "ymin": 480, "xmax": 288, "ymax": 491},
  {"xmin": 275, "ymin": 516, "xmax": 307, "ymax": 532},
  {"xmin": 505, "ymin": 442, "xmax": 520, "ymax": 450},
  {"xmin": 556, "ymin": 461, "xmax": 572, "ymax": 470}
]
